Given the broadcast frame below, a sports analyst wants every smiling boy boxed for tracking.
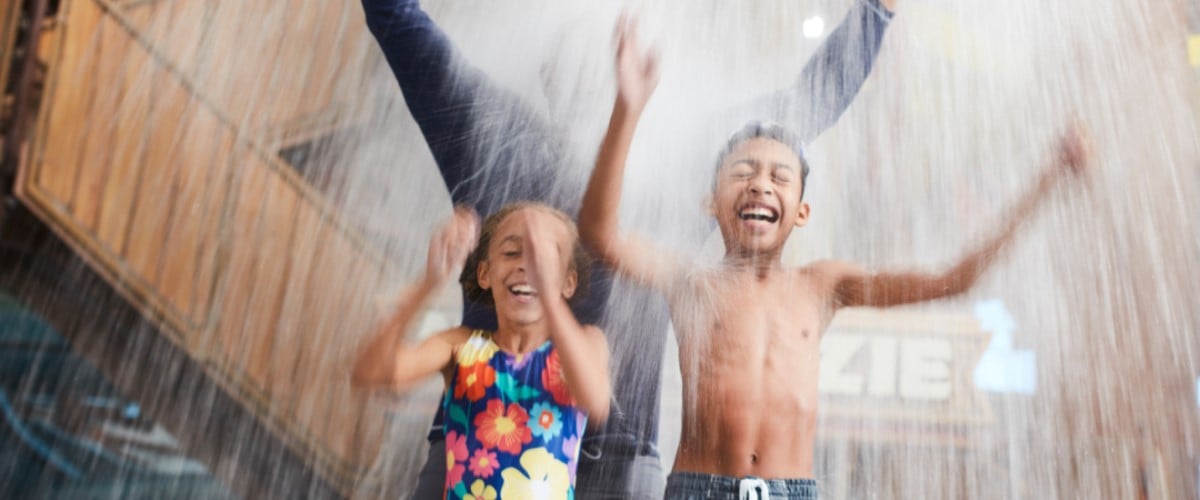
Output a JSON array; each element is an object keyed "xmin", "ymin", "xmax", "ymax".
[{"xmin": 578, "ymin": 21, "xmax": 1093, "ymax": 500}]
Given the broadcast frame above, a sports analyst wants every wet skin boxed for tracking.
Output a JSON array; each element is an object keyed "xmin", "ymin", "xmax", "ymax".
[
  {"xmin": 669, "ymin": 265, "xmax": 831, "ymax": 478},
  {"xmin": 669, "ymin": 138, "xmax": 831, "ymax": 478}
]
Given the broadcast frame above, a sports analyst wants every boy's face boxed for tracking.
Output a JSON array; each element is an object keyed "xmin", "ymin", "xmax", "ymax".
[
  {"xmin": 476, "ymin": 208, "xmax": 577, "ymax": 326},
  {"xmin": 711, "ymin": 137, "xmax": 810, "ymax": 257}
]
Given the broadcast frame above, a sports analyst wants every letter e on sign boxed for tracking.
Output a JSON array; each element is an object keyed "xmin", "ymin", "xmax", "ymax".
[{"xmin": 899, "ymin": 339, "xmax": 952, "ymax": 401}]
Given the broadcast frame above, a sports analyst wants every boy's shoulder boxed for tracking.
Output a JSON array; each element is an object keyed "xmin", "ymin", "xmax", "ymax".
[
  {"xmin": 796, "ymin": 259, "xmax": 868, "ymax": 289},
  {"xmin": 658, "ymin": 262, "xmax": 720, "ymax": 295},
  {"xmin": 801, "ymin": 259, "xmax": 865, "ymax": 274}
]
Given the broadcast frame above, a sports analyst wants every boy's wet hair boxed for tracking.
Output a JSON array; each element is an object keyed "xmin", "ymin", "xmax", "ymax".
[
  {"xmin": 459, "ymin": 202, "xmax": 592, "ymax": 307},
  {"xmin": 714, "ymin": 121, "xmax": 812, "ymax": 200}
]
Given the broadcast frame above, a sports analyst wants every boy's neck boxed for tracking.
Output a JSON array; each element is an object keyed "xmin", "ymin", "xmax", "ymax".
[{"xmin": 721, "ymin": 250, "xmax": 786, "ymax": 279}]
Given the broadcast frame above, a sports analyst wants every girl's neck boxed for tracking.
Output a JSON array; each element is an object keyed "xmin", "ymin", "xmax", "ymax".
[{"xmin": 492, "ymin": 318, "xmax": 551, "ymax": 355}]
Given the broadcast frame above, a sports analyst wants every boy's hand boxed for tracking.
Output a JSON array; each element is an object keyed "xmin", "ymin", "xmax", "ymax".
[
  {"xmin": 521, "ymin": 211, "xmax": 569, "ymax": 304},
  {"xmin": 424, "ymin": 207, "xmax": 480, "ymax": 286},
  {"xmin": 615, "ymin": 14, "xmax": 660, "ymax": 113},
  {"xmin": 1055, "ymin": 118, "xmax": 1094, "ymax": 178}
]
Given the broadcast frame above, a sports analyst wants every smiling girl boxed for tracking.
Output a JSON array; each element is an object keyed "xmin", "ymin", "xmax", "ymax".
[{"xmin": 352, "ymin": 203, "xmax": 610, "ymax": 499}]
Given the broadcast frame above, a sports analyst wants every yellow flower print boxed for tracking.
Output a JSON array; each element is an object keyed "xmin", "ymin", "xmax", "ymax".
[
  {"xmin": 499, "ymin": 448, "xmax": 570, "ymax": 499},
  {"xmin": 464, "ymin": 479, "xmax": 497, "ymax": 500},
  {"xmin": 457, "ymin": 333, "xmax": 499, "ymax": 367}
]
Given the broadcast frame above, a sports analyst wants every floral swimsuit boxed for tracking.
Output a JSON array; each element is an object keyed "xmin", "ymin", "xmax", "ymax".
[{"xmin": 442, "ymin": 330, "xmax": 587, "ymax": 500}]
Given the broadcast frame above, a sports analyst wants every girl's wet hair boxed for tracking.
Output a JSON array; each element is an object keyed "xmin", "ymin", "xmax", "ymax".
[
  {"xmin": 713, "ymin": 121, "xmax": 812, "ymax": 200},
  {"xmin": 459, "ymin": 202, "xmax": 592, "ymax": 307}
]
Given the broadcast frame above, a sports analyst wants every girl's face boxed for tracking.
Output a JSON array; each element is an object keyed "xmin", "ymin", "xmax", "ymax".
[{"xmin": 475, "ymin": 207, "xmax": 577, "ymax": 327}]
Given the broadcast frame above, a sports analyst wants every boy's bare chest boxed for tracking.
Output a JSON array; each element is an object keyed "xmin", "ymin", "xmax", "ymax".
[{"xmin": 675, "ymin": 274, "xmax": 827, "ymax": 352}]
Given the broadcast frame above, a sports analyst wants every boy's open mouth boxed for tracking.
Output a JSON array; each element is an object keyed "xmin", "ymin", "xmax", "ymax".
[{"xmin": 738, "ymin": 204, "xmax": 779, "ymax": 224}]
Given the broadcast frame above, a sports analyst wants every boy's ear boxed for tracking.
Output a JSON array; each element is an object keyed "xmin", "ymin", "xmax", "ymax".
[
  {"xmin": 793, "ymin": 202, "xmax": 811, "ymax": 228},
  {"xmin": 476, "ymin": 260, "xmax": 491, "ymax": 291},
  {"xmin": 561, "ymin": 268, "xmax": 578, "ymax": 300}
]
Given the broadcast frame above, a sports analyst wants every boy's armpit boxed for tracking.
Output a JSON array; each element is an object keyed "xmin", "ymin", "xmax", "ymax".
[
  {"xmin": 808, "ymin": 259, "xmax": 871, "ymax": 309},
  {"xmin": 597, "ymin": 232, "xmax": 691, "ymax": 295}
]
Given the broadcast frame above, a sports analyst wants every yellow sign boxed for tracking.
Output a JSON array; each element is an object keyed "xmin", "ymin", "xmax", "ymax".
[{"xmin": 1189, "ymin": 35, "xmax": 1200, "ymax": 68}]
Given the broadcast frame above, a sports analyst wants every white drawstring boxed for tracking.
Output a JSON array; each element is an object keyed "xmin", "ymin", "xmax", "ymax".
[{"xmin": 738, "ymin": 477, "xmax": 770, "ymax": 500}]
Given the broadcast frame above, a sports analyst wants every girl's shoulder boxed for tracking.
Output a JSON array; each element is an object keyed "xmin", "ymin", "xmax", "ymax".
[
  {"xmin": 436, "ymin": 325, "xmax": 478, "ymax": 345},
  {"xmin": 438, "ymin": 327, "xmax": 493, "ymax": 381},
  {"xmin": 447, "ymin": 327, "xmax": 497, "ymax": 364}
]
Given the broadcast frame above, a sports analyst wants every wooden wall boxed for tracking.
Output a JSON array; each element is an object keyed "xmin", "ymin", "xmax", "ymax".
[
  {"xmin": 0, "ymin": 0, "xmax": 20, "ymax": 96},
  {"xmin": 16, "ymin": 0, "xmax": 393, "ymax": 492}
]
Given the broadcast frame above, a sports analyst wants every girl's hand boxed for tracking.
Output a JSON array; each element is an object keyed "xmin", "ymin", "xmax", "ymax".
[
  {"xmin": 425, "ymin": 207, "xmax": 480, "ymax": 286},
  {"xmin": 521, "ymin": 211, "xmax": 571, "ymax": 304}
]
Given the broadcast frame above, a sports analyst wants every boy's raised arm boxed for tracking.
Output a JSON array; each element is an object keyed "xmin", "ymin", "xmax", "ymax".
[
  {"xmin": 579, "ymin": 20, "xmax": 683, "ymax": 292},
  {"xmin": 351, "ymin": 208, "xmax": 480, "ymax": 390},
  {"xmin": 825, "ymin": 122, "xmax": 1093, "ymax": 309}
]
